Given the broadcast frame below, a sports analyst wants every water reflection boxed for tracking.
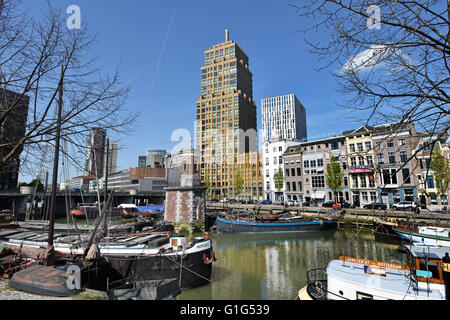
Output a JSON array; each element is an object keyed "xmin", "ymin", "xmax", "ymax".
[{"xmin": 178, "ymin": 229, "xmax": 403, "ymax": 300}]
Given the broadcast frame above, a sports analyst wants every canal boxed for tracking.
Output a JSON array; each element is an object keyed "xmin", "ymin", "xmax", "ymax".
[{"xmin": 178, "ymin": 228, "xmax": 404, "ymax": 300}]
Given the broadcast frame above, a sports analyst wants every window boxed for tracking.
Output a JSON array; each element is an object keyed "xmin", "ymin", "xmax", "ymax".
[
  {"xmin": 357, "ymin": 143, "xmax": 363, "ymax": 152},
  {"xmin": 297, "ymin": 168, "xmax": 301, "ymax": 176},
  {"xmin": 349, "ymin": 144, "xmax": 355, "ymax": 152},
  {"xmin": 351, "ymin": 157, "xmax": 357, "ymax": 166},
  {"xmin": 398, "ymin": 139, "xmax": 406, "ymax": 146},
  {"xmin": 387, "ymin": 140, "xmax": 394, "ymax": 147},
  {"xmin": 303, "ymin": 160, "xmax": 309, "ymax": 168},
  {"xmin": 376, "ymin": 142, "xmax": 381, "ymax": 150},
  {"xmin": 360, "ymin": 175, "xmax": 367, "ymax": 188},
  {"xmin": 366, "ymin": 156, "xmax": 373, "ymax": 166},
  {"xmin": 362, "ymin": 192, "xmax": 369, "ymax": 203},
  {"xmin": 402, "ymin": 168, "xmax": 411, "ymax": 184},
  {"xmin": 400, "ymin": 151, "xmax": 407, "ymax": 163},
  {"xmin": 317, "ymin": 159, "xmax": 324, "ymax": 167},
  {"xmin": 312, "ymin": 176, "xmax": 325, "ymax": 188},
  {"xmin": 310, "ymin": 160, "xmax": 316, "ymax": 167},
  {"xmin": 388, "ymin": 152, "xmax": 395, "ymax": 164},
  {"xmin": 426, "ymin": 175, "xmax": 435, "ymax": 188},
  {"xmin": 358, "ymin": 156, "xmax": 365, "ymax": 166},
  {"xmin": 365, "ymin": 142, "xmax": 371, "ymax": 151},
  {"xmin": 285, "ymin": 169, "xmax": 289, "ymax": 177},
  {"xmin": 377, "ymin": 153, "xmax": 384, "ymax": 164},
  {"xmin": 291, "ymin": 168, "xmax": 295, "ymax": 177},
  {"xmin": 370, "ymin": 192, "xmax": 377, "ymax": 202},
  {"xmin": 352, "ymin": 175, "xmax": 358, "ymax": 188}
]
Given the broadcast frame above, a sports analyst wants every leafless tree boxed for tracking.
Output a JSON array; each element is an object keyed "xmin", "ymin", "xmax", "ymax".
[
  {"xmin": 290, "ymin": 0, "xmax": 449, "ymax": 144},
  {"xmin": 0, "ymin": 0, "xmax": 138, "ymax": 179}
]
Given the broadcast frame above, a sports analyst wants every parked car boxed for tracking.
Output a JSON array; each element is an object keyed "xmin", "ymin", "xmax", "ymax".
[
  {"xmin": 228, "ymin": 199, "xmax": 237, "ymax": 204},
  {"xmin": 260, "ymin": 200, "xmax": 272, "ymax": 205},
  {"xmin": 321, "ymin": 201, "xmax": 335, "ymax": 208},
  {"xmin": 285, "ymin": 200, "xmax": 295, "ymax": 206},
  {"xmin": 238, "ymin": 199, "xmax": 246, "ymax": 204},
  {"xmin": 363, "ymin": 203, "xmax": 387, "ymax": 210},
  {"xmin": 339, "ymin": 202, "xmax": 355, "ymax": 209},
  {"xmin": 209, "ymin": 199, "xmax": 219, "ymax": 203},
  {"xmin": 246, "ymin": 200, "xmax": 257, "ymax": 204},
  {"xmin": 392, "ymin": 201, "xmax": 416, "ymax": 211},
  {"xmin": 219, "ymin": 198, "xmax": 229, "ymax": 203}
]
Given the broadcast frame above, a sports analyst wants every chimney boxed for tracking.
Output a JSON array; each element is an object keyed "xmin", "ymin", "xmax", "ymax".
[{"xmin": 225, "ymin": 29, "xmax": 229, "ymax": 41}]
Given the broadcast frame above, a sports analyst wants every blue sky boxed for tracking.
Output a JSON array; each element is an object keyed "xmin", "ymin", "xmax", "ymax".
[{"xmin": 22, "ymin": 0, "xmax": 361, "ymax": 177}]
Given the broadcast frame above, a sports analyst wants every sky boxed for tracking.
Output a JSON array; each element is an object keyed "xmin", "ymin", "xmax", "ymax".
[{"xmin": 20, "ymin": 0, "xmax": 363, "ymax": 180}]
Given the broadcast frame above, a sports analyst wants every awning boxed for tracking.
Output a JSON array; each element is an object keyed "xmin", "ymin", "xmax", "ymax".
[{"xmin": 311, "ymin": 191, "xmax": 326, "ymax": 199}]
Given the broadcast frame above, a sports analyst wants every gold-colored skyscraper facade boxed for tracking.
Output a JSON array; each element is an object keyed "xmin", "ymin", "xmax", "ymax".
[{"xmin": 196, "ymin": 30, "xmax": 262, "ymax": 200}]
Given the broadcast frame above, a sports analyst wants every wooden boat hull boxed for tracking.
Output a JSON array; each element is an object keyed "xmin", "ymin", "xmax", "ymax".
[
  {"xmin": 216, "ymin": 216, "xmax": 336, "ymax": 233},
  {"xmin": 105, "ymin": 239, "xmax": 214, "ymax": 290}
]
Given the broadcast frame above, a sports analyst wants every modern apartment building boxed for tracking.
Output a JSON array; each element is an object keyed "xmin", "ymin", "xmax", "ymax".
[
  {"xmin": 196, "ymin": 30, "xmax": 259, "ymax": 199},
  {"xmin": 261, "ymin": 93, "xmax": 307, "ymax": 143},
  {"xmin": 0, "ymin": 89, "xmax": 30, "ymax": 191},
  {"xmin": 84, "ymin": 127, "xmax": 107, "ymax": 178}
]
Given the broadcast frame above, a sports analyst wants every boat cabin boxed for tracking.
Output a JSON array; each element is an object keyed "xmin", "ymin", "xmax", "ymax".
[{"xmin": 325, "ymin": 245, "xmax": 450, "ymax": 300}]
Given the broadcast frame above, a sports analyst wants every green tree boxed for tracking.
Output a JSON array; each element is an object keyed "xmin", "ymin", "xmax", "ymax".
[
  {"xmin": 274, "ymin": 167, "xmax": 284, "ymax": 193},
  {"xmin": 233, "ymin": 170, "xmax": 244, "ymax": 198},
  {"xmin": 326, "ymin": 156, "xmax": 344, "ymax": 203},
  {"xmin": 429, "ymin": 145, "xmax": 450, "ymax": 205},
  {"xmin": 203, "ymin": 175, "xmax": 211, "ymax": 199},
  {"xmin": 18, "ymin": 179, "xmax": 44, "ymax": 192}
]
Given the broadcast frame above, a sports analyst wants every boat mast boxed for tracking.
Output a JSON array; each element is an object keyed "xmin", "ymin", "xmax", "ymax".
[{"xmin": 46, "ymin": 60, "xmax": 64, "ymax": 264}]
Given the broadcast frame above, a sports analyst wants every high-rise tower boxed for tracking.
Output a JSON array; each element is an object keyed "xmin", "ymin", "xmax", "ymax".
[
  {"xmin": 196, "ymin": 30, "xmax": 260, "ymax": 199},
  {"xmin": 84, "ymin": 127, "xmax": 106, "ymax": 178}
]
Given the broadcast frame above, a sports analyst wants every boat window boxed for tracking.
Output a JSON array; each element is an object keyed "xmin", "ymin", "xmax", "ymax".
[
  {"xmin": 356, "ymin": 292, "xmax": 373, "ymax": 300},
  {"xmin": 418, "ymin": 260, "xmax": 440, "ymax": 280}
]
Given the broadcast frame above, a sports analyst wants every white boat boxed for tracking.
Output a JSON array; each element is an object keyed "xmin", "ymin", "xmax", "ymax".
[
  {"xmin": 299, "ymin": 244, "xmax": 450, "ymax": 300},
  {"xmin": 393, "ymin": 225, "xmax": 450, "ymax": 247}
]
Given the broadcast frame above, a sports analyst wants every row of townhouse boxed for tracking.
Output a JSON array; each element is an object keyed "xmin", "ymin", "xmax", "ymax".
[{"xmin": 263, "ymin": 122, "xmax": 449, "ymax": 208}]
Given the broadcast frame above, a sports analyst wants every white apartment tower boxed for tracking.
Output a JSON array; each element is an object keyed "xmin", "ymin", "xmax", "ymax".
[{"xmin": 261, "ymin": 94, "xmax": 307, "ymax": 143}]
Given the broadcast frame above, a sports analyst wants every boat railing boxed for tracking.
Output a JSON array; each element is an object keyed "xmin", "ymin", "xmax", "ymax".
[{"xmin": 306, "ymin": 268, "xmax": 327, "ymax": 285}]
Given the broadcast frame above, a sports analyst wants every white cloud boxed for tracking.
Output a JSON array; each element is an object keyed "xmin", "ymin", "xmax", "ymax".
[{"xmin": 340, "ymin": 45, "xmax": 400, "ymax": 74}]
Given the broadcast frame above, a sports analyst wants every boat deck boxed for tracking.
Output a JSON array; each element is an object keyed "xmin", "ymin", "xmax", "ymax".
[{"xmin": 327, "ymin": 260, "xmax": 445, "ymax": 300}]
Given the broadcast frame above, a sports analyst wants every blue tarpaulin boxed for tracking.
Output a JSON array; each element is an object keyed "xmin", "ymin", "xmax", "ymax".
[{"xmin": 137, "ymin": 206, "xmax": 163, "ymax": 212}]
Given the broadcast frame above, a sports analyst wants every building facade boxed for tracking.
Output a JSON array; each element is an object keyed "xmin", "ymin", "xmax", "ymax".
[
  {"xmin": 146, "ymin": 149, "xmax": 167, "ymax": 168},
  {"xmin": 261, "ymin": 93, "xmax": 307, "ymax": 143},
  {"xmin": 263, "ymin": 139, "xmax": 300, "ymax": 203},
  {"xmin": 371, "ymin": 123, "xmax": 420, "ymax": 206},
  {"xmin": 196, "ymin": 30, "xmax": 259, "ymax": 199},
  {"xmin": 0, "ymin": 89, "xmax": 30, "ymax": 191},
  {"xmin": 84, "ymin": 127, "xmax": 107, "ymax": 178},
  {"xmin": 103, "ymin": 140, "xmax": 118, "ymax": 178},
  {"xmin": 414, "ymin": 134, "xmax": 449, "ymax": 207},
  {"xmin": 345, "ymin": 127, "xmax": 377, "ymax": 207}
]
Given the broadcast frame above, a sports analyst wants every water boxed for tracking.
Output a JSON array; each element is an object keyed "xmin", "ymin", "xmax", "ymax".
[{"xmin": 177, "ymin": 229, "xmax": 404, "ymax": 300}]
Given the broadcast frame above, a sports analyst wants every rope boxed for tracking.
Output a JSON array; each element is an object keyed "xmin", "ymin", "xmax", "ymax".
[{"xmin": 161, "ymin": 253, "xmax": 257, "ymax": 300}]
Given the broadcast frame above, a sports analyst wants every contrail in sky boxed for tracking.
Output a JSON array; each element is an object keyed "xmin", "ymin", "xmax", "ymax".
[{"xmin": 145, "ymin": 1, "xmax": 177, "ymax": 107}]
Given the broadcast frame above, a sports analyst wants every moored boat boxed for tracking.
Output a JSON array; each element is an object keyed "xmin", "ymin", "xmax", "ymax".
[
  {"xmin": 299, "ymin": 244, "xmax": 450, "ymax": 300},
  {"xmin": 393, "ymin": 222, "xmax": 450, "ymax": 247},
  {"xmin": 0, "ymin": 229, "xmax": 215, "ymax": 291},
  {"xmin": 216, "ymin": 213, "xmax": 336, "ymax": 233}
]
